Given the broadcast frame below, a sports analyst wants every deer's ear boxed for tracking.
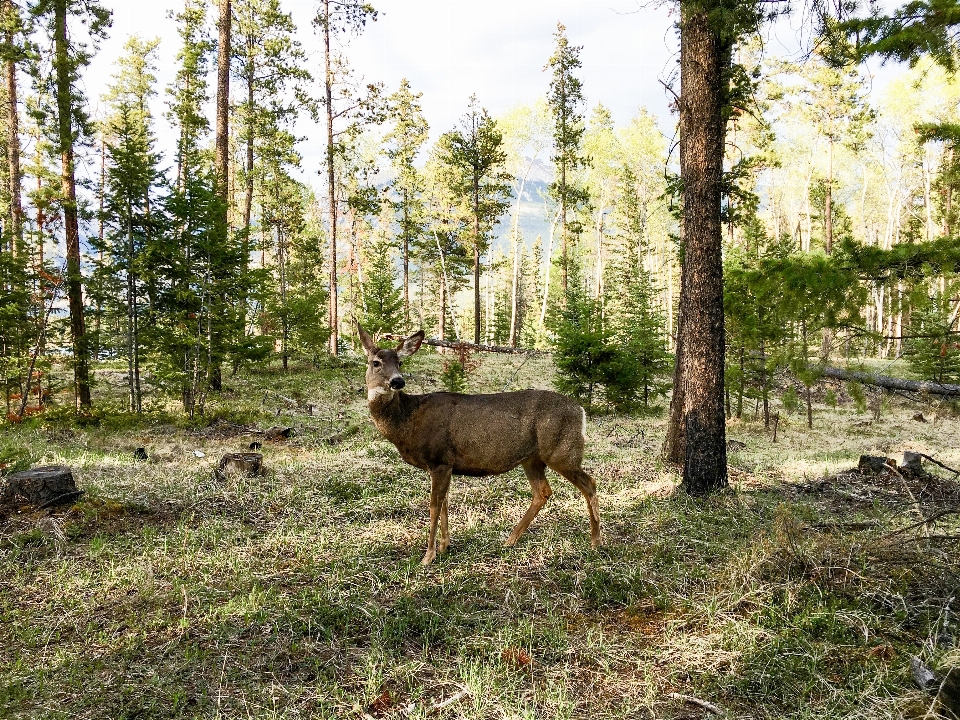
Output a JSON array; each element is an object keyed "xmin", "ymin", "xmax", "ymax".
[
  {"xmin": 357, "ymin": 324, "xmax": 375, "ymax": 356},
  {"xmin": 397, "ymin": 330, "xmax": 424, "ymax": 358}
]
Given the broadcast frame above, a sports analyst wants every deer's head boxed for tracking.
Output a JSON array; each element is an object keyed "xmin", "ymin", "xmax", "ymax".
[{"xmin": 357, "ymin": 325, "xmax": 424, "ymax": 402}]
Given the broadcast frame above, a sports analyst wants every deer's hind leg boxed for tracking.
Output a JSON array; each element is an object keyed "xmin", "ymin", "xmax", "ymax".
[
  {"xmin": 505, "ymin": 457, "xmax": 552, "ymax": 547},
  {"xmin": 545, "ymin": 456, "xmax": 601, "ymax": 548}
]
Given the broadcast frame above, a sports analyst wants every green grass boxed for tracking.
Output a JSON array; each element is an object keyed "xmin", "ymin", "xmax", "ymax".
[{"xmin": 1, "ymin": 351, "xmax": 959, "ymax": 718}]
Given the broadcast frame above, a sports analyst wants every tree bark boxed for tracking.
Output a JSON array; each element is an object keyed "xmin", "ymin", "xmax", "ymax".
[
  {"xmin": 673, "ymin": 3, "xmax": 728, "ymax": 493},
  {"xmin": 54, "ymin": 0, "xmax": 91, "ymax": 410},
  {"xmin": 215, "ymin": 0, "xmax": 230, "ymax": 206},
  {"xmin": 5, "ymin": 0, "xmax": 21, "ymax": 255},
  {"xmin": 212, "ymin": 0, "xmax": 230, "ymax": 392}
]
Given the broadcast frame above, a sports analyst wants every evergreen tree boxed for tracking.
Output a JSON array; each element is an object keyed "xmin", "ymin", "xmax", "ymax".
[
  {"xmin": 30, "ymin": 0, "xmax": 111, "ymax": 410},
  {"xmin": 434, "ymin": 95, "xmax": 511, "ymax": 344},
  {"xmin": 905, "ymin": 287, "xmax": 960, "ymax": 384},
  {"xmin": 233, "ymin": 0, "xmax": 311, "ymax": 236},
  {"xmin": 385, "ymin": 78, "xmax": 428, "ymax": 328},
  {"xmin": 545, "ymin": 23, "xmax": 590, "ymax": 295},
  {"xmin": 359, "ymin": 236, "xmax": 403, "ymax": 336},
  {"xmin": 313, "ymin": 0, "xmax": 379, "ymax": 355},
  {"xmin": 98, "ymin": 35, "xmax": 163, "ymax": 413}
]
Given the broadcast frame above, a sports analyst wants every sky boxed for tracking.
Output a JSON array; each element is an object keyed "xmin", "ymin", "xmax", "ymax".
[
  {"xmin": 87, "ymin": 0, "xmax": 681, "ymax": 183},
  {"xmin": 85, "ymin": 0, "xmax": 900, "ymax": 187}
]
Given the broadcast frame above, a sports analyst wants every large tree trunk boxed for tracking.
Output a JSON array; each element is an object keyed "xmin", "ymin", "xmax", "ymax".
[
  {"xmin": 5, "ymin": 0, "xmax": 21, "ymax": 255},
  {"xmin": 211, "ymin": 0, "xmax": 231, "ymax": 392},
  {"xmin": 54, "ymin": 0, "xmax": 91, "ymax": 410},
  {"xmin": 323, "ymin": 0, "xmax": 338, "ymax": 355},
  {"xmin": 672, "ymin": 3, "xmax": 728, "ymax": 494},
  {"xmin": 215, "ymin": 0, "xmax": 230, "ymax": 205}
]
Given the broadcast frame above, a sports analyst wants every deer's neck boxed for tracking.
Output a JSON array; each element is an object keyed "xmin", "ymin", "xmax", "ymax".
[{"xmin": 368, "ymin": 391, "xmax": 417, "ymax": 440}]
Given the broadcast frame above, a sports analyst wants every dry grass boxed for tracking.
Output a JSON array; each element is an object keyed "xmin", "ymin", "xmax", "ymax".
[{"xmin": 1, "ymin": 350, "xmax": 959, "ymax": 719}]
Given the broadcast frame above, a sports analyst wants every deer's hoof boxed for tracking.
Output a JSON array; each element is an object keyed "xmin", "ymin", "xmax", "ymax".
[
  {"xmin": 503, "ymin": 535, "xmax": 517, "ymax": 548},
  {"xmin": 438, "ymin": 539, "xmax": 450, "ymax": 553},
  {"xmin": 421, "ymin": 550, "xmax": 436, "ymax": 565}
]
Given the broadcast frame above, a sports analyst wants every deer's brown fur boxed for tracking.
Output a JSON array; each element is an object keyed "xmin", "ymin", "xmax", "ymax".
[{"xmin": 358, "ymin": 325, "xmax": 600, "ymax": 565}]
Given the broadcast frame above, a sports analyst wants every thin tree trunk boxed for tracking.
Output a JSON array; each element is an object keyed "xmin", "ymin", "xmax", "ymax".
[
  {"xmin": 671, "ymin": 4, "xmax": 728, "ymax": 493},
  {"xmin": 539, "ymin": 212, "xmax": 558, "ymax": 329},
  {"xmin": 402, "ymin": 194, "xmax": 409, "ymax": 327},
  {"xmin": 508, "ymin": 173, "xmax": 527, "ymax": 347},
  {"xmin": 945, "ymin": 146, "xmax": 954, "ymax": 237},
  {"xmin": 54, "ymin": 0, "xmax": 91, "ymax": 409},
  {"xmin": 323, "ymin": 0, "xmax": 338, "ymax": 355},
  {"xmin": 825, "ymin": 136, "xmax": 833, "ymax": 254},
  {"xmin": 243, "ymin": 67, "xmax": 254, "ymax": 233}
]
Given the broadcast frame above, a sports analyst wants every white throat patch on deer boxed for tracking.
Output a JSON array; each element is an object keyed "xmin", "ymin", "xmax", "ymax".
[{"xmin": 357, "ymin": 324, "xmax": 601, "ymax": 565}]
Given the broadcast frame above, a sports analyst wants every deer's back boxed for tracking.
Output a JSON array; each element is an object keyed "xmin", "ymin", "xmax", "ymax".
[{"xmin": 383, "ymin": 389, "xmax": 586, "ymax": 475}]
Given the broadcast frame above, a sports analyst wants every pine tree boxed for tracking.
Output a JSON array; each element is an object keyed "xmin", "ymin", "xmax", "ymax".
[
  {"xmin": 434, "ymin": 95, "xmax": 512, "ymax": 344},
  {"xmin": 30, "ymin": 0, "xmax": 111, "ymax": 411},
  {"xmin": 313, "ymin": 0, "xmax": 379, "ymax": 355},
  {"xmin": 233, "ymin": 0, "xmax": 311, "ymax": 236},
  {"xmin": 385, "ymin": 78, "xmax": 428, "ymax": 328},
  {"xmin": 98, "ymin": 36, "xmax": 163, "ymax": 413},
  {"xmin": 359, "ymin": 236, "xmax": 403, "ymax": 336},
  {"xmin": 545, "ymin": 23, "xmax": 590, "ymax": 295}
]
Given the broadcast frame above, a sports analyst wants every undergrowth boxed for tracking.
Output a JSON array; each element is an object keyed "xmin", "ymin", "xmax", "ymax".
[{"xmin": 1, "ymin": 352, "xmax": 958, "ymax": 719}]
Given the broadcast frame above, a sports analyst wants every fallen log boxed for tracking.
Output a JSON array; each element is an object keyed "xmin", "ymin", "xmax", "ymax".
[
  {"xmin": 822, "ymin": 366, "xmax": 960, "ymax": 398},
  {"xmin": 381, "ymin": 334, "xmax": 546, "ymax": 356}
]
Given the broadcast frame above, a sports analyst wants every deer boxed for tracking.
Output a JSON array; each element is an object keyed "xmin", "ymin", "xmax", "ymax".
[{"xmin": 357, "ymin": 324, "xmax": 600, "ymax": 565}]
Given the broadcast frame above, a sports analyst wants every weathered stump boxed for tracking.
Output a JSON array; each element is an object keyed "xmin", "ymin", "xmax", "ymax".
[
  {"xmin": 858, "ymin": 455, "xmax": 894, "ymax": 475},
  {"xmin": 2, "ymin": 466, "xmax": 84, "ymax": 508},
  {"xmin": 214, "ymin": 453, "xmax": 264, "ymax": 481},
  {"xmin": 902, "ymin": 451, "xmax": 924, "ymax": 475}
]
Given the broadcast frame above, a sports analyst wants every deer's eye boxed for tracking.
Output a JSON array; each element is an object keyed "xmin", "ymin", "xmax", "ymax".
[{"xmin": 372, "ymin": 360, "xmax": 381, "ymax": 369}]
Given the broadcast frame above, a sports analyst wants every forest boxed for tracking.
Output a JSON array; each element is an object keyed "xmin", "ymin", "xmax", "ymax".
[{"xmin": 2, "ymin": 0, "xmax": 960, "ymax": 717}]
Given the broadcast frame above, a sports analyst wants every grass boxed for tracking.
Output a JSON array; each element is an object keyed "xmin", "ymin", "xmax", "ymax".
[{"xmin": 1, "ymin": 350, "xmax": 959, "ymax": 719}]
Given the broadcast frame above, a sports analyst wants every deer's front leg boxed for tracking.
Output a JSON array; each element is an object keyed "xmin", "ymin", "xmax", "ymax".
[{"xmin": 422, "ymin": 466, "xmax": 452, "ymax": 565}]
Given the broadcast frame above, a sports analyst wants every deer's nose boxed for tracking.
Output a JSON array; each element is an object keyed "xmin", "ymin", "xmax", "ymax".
[{"xmin": 390, "ymin": 376, "xmax": 405, "ymax": 390}]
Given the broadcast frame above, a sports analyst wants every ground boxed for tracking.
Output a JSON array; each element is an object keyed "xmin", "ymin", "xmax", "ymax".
[{"xmin": 1, "ymin": 350, "xmax": 959, "ymax": 719}]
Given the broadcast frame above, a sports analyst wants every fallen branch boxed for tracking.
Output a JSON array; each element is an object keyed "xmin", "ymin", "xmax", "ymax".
[
  {"xmin": 430, "ymin": 687, "xmax": 471, "ymax": 713},
  {"xmin": 822, "ymin": 367, "xmax": 960, "ymax": 398},
  {"xmin": 667, "ymin": 692, "xmax": 724, "ymax": 715},
  {"xmin": 916, "ymin": 452, "xmax": 960, "ymax": 478},
  {"xmin": 886, "ymin": 506, "xmax": 960, "ymax": 538}
]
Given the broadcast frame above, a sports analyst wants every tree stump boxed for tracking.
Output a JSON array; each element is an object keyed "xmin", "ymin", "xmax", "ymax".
[
  {"xmin": 902, "ymin": 451, "xmax": 924, "ymax": 475},
  {"xmin": 2, "ymin": 466, "xmax": 83, "ymax": 508},
  {"xmin": 214, "ymin": 453, "xmax": 264, "ymax": 481},
  {"xmin": 858, "ymin": 455, "xmax": 894, "ymax": 475}
]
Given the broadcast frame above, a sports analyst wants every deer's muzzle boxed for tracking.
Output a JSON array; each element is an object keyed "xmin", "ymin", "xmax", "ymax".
[{"xmin": 389, "ymin": 376, "xmax": 405, "ymax": 390}]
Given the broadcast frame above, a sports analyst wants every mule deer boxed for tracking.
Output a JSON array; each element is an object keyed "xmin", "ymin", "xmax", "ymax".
[{"xmin": 358, "ymin": 325, "xmax": 600, "ymax": 565}]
